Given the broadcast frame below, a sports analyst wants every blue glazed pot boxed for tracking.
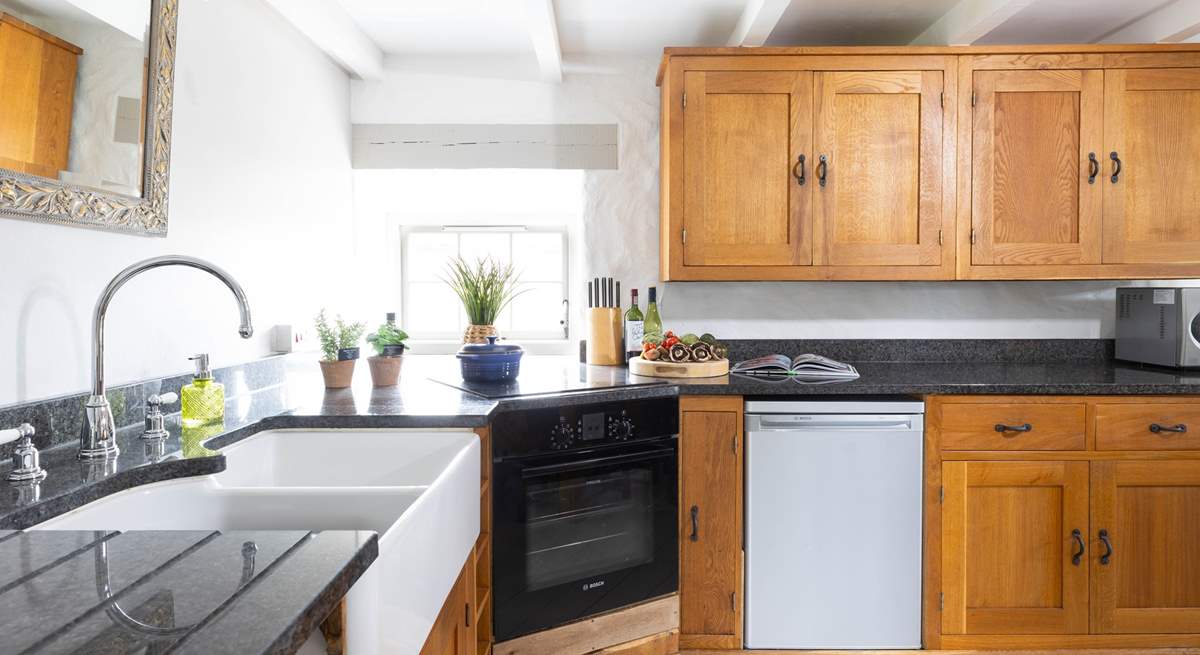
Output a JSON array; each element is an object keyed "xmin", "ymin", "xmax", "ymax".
[{"xmin": 457, "ymin": 336, "xmax": 523, "ymax": 382}]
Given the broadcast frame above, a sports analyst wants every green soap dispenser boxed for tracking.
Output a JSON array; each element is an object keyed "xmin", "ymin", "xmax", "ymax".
[{"xmin": 181, "ymin": 354, "xmax": 224, "ymax": 427}]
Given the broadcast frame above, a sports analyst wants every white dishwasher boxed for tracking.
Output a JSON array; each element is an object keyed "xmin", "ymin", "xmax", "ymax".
[{"xmin": 745, "ymin": 399, "xmax": 924, "ymax": 649}]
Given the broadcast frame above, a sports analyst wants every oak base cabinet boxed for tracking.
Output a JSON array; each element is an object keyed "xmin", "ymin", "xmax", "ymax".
[
  {"xmin": 927, "ymin": 396, "xmax": 1200, "ymax": 650},
  {"xmin": 678, "ymin": 396, "xmax": 743, "ymax": 650}
]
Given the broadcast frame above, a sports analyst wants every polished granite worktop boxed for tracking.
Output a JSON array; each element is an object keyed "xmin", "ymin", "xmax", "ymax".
[
  {"xmin": 4, "ymin": 348, "xmax": 1200, "ymax": 530},
  {"xmin": 0, "ymin": 529, "xmax": 376, "ymax": 654}
]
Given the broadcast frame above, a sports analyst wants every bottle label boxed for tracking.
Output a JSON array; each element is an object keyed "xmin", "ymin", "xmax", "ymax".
[{"xmin": 625, "ymin": 320, "xmax": 644, "ymax": 351}]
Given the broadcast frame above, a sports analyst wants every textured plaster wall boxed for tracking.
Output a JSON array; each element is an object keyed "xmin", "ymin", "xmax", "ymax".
[
  {"xmin": 0, "ymin": 0, "xmax": 358, "ymax": 405},
  {"xmin": 352, "ymin": 54, "xmax": 1200, "ymax": 342}
]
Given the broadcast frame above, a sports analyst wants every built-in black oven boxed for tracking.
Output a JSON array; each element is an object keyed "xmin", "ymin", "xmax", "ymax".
[{"xmin": 491, "ymin": 396, "xmax": 679, "ymax": 642}]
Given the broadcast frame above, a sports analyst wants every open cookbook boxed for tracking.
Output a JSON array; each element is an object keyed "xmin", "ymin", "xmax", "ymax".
[{"xmin": 730, "ymin": 353, "xmax": 860, "ymax": 379}]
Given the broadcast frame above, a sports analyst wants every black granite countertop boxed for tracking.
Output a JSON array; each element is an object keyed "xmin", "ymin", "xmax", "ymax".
[{"xmin": 0, "ymin": 529, "xmax": 376, "ymax": 654}]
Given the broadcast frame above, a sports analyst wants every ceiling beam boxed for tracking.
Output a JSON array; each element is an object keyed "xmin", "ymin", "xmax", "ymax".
[
  {"xmin": 910, "ymin": 0, "xmax": 1036, "ymax": 45},
  {"xmin": 261, "ymin": 0, "xmax": 384, "ymax": 80},
  {"xmin": 524, "ymin": 0, "xmax": 563, "ymax": 83},
  {"xmin": 727, "ymin": 0, "xmax": 792, "ymax": 47},
  {"xmin": 1099, "ymin": 0, "xmax": 1200, "ymax": 43}
]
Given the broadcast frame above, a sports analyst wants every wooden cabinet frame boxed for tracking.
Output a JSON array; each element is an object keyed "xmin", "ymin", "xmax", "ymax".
[
  {"xmin": 925, "ymin": 395, "xmax": 1200, "ymax": 650},
  {"xmin": 660, "ymin": 54, "xmax": 957, "ymax": 281},
  {"xmin": 660, "ymin": 45, "xmax": 1200, "ymax": 281}
]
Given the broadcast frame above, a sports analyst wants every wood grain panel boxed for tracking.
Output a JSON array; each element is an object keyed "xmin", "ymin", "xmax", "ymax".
[
  {"xmin": 681, "ymin": 70, "xmax": 810, "ymax": 267},
  {"xmin": 679, "ymin": 396, "xmax": 742, "ymax": 647},
  {"xmin": 942, "ymin": 461, "xmax": 1089, "ymax": 635},
  {"xmin": 1095, "ymin": 403, "xmax": 1200, "ymax": 451},
  {"xmin": 940, "ymin": 403, "xmax": 1086, "ymax": 451},
  {"xmin": 1104, "ymin": 68, "xmax": 1200, "ymax": 265},
  {"xmin": 32, "ymin": 38, "xmax": 75, "ymax": 174},
  {"xmin": 970, "ymin": 69, "xmax": 1102, "ymax": 266},
  {"xmin": 494, "ymin": 596, "xmax": 678, "ymax": 655},
  {"xmin": 0, "ymin": 22, "xmax": 44, "ymax": 163},
  {"xmin": 813, "ymin": 70, "xmax": 943, "ymax": 267},
  {"xmin": 1093, "ymin": 461, "xmax": 1200, "ymax": 634}
]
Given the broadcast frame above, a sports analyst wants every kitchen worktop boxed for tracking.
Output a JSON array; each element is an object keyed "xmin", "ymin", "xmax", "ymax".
[
  {"xmin": 4, "ymin": 344, "xmax": 1200, "ymax": 531},
  {"xmin": 0, "ymin": 528, "xmax": 376, "ymax": 654}
]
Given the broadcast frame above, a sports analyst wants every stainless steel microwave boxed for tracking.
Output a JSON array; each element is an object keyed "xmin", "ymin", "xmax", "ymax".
[{"xmin": 1115, "ymin": 287, "xmax": 1200, "ymax": 368}]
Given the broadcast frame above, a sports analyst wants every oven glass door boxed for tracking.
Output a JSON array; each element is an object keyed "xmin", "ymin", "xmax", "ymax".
[{"xmin": 493, "ymin": 439, "xmax": 678, "ymax": 641}]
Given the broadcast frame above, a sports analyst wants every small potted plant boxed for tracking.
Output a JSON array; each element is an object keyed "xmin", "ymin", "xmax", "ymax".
[
  {"xmin": 315, "ymin": 309, "xmax": 366, "ymax": 388},
  {"xmin": 365, "ymin": 312, "xmax": 409, "ymax": 387},
  {"xmin": 443, "ymin": 256, "xmax": 522, "ymax": 344}
]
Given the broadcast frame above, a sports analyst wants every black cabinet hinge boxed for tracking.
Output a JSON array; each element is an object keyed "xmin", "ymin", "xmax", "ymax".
[
  {"xmin": 682, "ymin": 92, "xmax": 687, "ymax": 110},
  {"xmin": 939, "ymin": 486, "xmax": 944, "ymax": 503},
  {"xmin": 971, "ymin": 90, "xmax": 977, "ymax": 107}
]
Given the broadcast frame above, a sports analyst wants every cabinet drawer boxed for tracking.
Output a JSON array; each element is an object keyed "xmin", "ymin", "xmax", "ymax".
[
  {"xmin": 1095, "ymin": 403, "xmax": 1200, "ymax": 450},
  {"xmin": 940, "ymin": 403, "xmax": 1086, "ymax": 450}
]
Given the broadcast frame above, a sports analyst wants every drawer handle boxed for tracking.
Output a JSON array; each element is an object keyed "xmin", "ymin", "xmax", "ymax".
[
  {"xmin": 689, "ymin": 505, "xmax": 699, "ymax": 542},
  {"xmin": 817, "ymin": 155, "xmax": 828, "ymax": 187},
  {"xmin": 1099, "ymin": 529, "xmax": 1113, "ymax": 565},
  {"xmin": 792, "ymin": 154, "xmax": 806, "ymax": 186},
  {"xmin": 1149, "ymin": 423, "xmax": 1187, "ymax": 434},
  {"xmin": 1110, "ymin": 151, "xmax": 1122, "ymax": 184},
  {"xmin": 1087, "ymin": 152, "xmax": 1099, "ymax": 184},
  {"xmin": 1071, "ymin": 529, "xmax": 1085, "ymax": 566},
  {"xmin": 994, "ymin": 423, "xmax": 1032, "ymax": 434}
]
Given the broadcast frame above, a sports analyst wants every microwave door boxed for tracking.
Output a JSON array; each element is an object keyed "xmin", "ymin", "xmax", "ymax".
[{"xmin": 1183, "ymin": 290, "xmax": 1200, "ymax": 367}]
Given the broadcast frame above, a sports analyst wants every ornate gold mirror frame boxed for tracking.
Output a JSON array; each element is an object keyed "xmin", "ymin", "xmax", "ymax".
[{"xmin": 0, "ymin": 0, "xmax": 177, "ymax": 237}]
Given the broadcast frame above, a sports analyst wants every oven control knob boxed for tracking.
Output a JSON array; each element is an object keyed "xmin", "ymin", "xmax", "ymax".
[
  {"xmin": 608, "ymin": 416, "xmax": 635, "ymax": 441},
  {"xmin": 550, "ymin": 421, "xmax": 575, "ymax": 449}
]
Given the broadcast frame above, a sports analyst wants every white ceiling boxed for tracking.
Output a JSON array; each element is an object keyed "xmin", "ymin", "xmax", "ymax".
[{"xmin": 296, "ymin": 0, "xmax": 1200, "ymax": 79}]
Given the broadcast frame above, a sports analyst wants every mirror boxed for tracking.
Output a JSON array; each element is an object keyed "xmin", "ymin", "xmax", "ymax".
[{"xmin": 0, "ymin": 0, "xmax": 176, "ymax": 235}]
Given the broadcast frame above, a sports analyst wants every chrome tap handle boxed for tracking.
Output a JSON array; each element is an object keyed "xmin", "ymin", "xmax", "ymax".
[
  {"xmin": 142, "ymin": 392, "xmax": 179, "ymax": 441},
  {"xmin": 2, "ymin": 423, "xmax": 47, "ymax": 483}
]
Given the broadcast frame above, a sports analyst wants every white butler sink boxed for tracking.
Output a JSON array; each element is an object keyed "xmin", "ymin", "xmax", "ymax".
[
  {"xmin": 217, "ymin": 428, "xmax": 474, "ymax": 487},
  {"xmin": 36, "ymin": 429, "xmax": 481, "ymax": 655}
]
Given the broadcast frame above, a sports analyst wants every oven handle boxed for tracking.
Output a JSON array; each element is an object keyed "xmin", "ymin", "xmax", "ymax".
[{"xmin": 518, "ymin": 447, "xmax": 676, "ymax": 478}]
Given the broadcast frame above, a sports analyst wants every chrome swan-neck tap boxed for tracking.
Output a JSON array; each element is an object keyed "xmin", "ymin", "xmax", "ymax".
[{"xmin": 80, "ymin": 255, "xmax": 253, "ymax": 460}]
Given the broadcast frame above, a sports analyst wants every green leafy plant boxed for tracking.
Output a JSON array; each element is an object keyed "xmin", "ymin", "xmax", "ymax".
[
  {"xmin": 314, "ymin": 309, "xmax": 366, "ymax": 362},
  {"xmin": 442, "ymin": 256, "xmax": 523, "ymax": 326},
  {"xmin": 367, "ymin": 322, "xmax": 409, "ymax": 356}
]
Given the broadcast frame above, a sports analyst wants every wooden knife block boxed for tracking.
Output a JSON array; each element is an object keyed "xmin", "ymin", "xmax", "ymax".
[{"xmin": 587, "ymin": 307, "xmax": 624, "ymax": 365}]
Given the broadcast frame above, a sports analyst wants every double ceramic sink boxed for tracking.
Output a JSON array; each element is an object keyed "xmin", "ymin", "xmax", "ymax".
[{"xmin": 35, "ymin": 429, "xmax": 482, "ymax": 655}]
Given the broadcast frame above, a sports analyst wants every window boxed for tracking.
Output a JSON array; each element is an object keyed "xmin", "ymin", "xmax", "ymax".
[{"xmin": 400, "ymin": 225, "xmax": 569, "ymax": 342}]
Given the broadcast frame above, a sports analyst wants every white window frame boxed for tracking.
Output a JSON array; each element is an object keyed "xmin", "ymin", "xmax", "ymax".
[{"xmin": 398, "ymin": 223, "xmax": 572, "ymax": 352}]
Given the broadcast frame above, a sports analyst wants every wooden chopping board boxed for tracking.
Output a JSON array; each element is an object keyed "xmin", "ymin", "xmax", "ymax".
[{"xmin": 628, "ymin": 356, "xmax": 729, "ymax": 378}]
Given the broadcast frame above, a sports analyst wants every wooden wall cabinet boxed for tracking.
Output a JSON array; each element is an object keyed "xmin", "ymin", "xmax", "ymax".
[
  {"xmin": 0, "ymin": 13, "xmax": 80, "ymax": 179},
  {"xmin": 927, "ymin": 395, "xmax": 1200, "ymax": 650},
  {"xmin": 678, "ymin": 396, "xmax": 743, "ymax": 650},
  {"xmin": 661, "ymin": 54, "xmax": 955, "ymax": 281},
  {"xmin": 661, "ymin": 45, "xmax": 1200, "ymax": 281}
]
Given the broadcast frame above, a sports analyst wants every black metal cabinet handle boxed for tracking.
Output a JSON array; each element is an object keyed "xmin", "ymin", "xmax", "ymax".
[
  {"xmin": 1110, "ymin": 151, "xmax": 1122, "ymax": 183},
  {"xmin": 817, "ymin": 155, "xmax": 828, "ymax": 187},
  {"xmin": 994, "ymin": 423, "xmax": 1032, "ymax": 433},
  {"xmin": 1088, "ymin": 152, "xmax": 1099, "ymax": 184},
  {"xmin": 1150, "ymin": 423, "xmax": 1187, "ymax": 434},
  {"xmin": 689, "ymin": 505, "xmax": 699, "ymax": 542},
  {"xmin": 1099, "ymin": 529, "xmax": 1113, "ymax": 565},
  {"xmin": 792, "ymin": 154, "xmax": 806, "ymax": 186},
  {"xmin": 1071, "ymin": 529, "xmax": 1085, "ymax": 566}
]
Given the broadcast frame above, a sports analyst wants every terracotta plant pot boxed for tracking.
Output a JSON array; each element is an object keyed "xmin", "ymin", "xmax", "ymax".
[
  {"xmin": 463, "ymin": 324, "xmax": 498, "ymax": 344},
  {"xmin": 367, "ymin": 355, "xmax": 403, "ymax": 387},
  {"xmin": 319, "ymin": 359, "xmax": 356, "ymax": 389}
]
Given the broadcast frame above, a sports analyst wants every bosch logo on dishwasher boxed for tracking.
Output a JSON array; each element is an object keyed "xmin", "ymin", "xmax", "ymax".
[{"xmin": 582, "ymin": 580, "xmax": 605, "ymax": 591}]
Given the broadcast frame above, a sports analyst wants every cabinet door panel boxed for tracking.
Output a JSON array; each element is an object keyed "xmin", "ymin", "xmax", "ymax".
[
  {"xmin": 1104, "ymin": 68, "xmax": 1200, "ymax": 264},
  {"xmin": 814, "ymin": 70, "xmax": 943, "ymax": 266},
  {"xmin": 971, "ymin": 69, "xmax": 1102, "ymax": 266},
  {"xmin": 679, "ymin": 398, "xmax": 742, "ymax": 645},
  {"xmin": 942, "ymin": 461, "xmax": 1089, "ymax": 635},
  {"xmin": 682, "ymin": 71, "xmax": 811, "ymax": 267},
  {"xmin": 1093, "ymin": 461, "xmax": 1200, "ymax": 634}
]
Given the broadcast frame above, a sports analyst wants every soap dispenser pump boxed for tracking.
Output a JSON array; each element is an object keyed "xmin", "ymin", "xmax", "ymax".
[{"xmin": 181, "ymin": 354, "xmax": 224, "ymax": 427}]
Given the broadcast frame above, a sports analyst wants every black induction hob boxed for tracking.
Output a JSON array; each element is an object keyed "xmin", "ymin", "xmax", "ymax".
[{"xmin": 430, "ymin": 357, "xmax": 669, "ymax": 399}]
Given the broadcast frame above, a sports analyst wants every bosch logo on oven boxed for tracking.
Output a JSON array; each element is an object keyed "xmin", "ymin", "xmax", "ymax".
[{"xmin": 581, "ymin": 580, "xmax": 606, "ymax": 591}]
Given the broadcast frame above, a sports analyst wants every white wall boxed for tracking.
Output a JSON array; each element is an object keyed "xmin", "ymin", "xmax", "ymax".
[
  {"xmin": 0, "ymin": 0, "xmax": 358, "ymax": 405},
  {"xmin": 352, "ymin": 54, "xmax": 1196, "ymax": 343}
]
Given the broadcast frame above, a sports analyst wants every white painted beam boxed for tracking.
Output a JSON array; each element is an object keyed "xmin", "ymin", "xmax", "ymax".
[
  {"xmin": 727, "ymin": 0, "xmax": 792, "ymax": 47},
  {"xmin": 261, "ymin": 0, "xmax": 384, "ymax": 80},
  {"xmin": 1099, "ymin": 0, "xmax": 1200, "ymax": 43},
  {"xmin": 524, "ymin": 0, "xmax": 563, "ymax": 83},
  {"xmin": 911, "ymin": 0, "xmax": 1036, "ymax": 45}
]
